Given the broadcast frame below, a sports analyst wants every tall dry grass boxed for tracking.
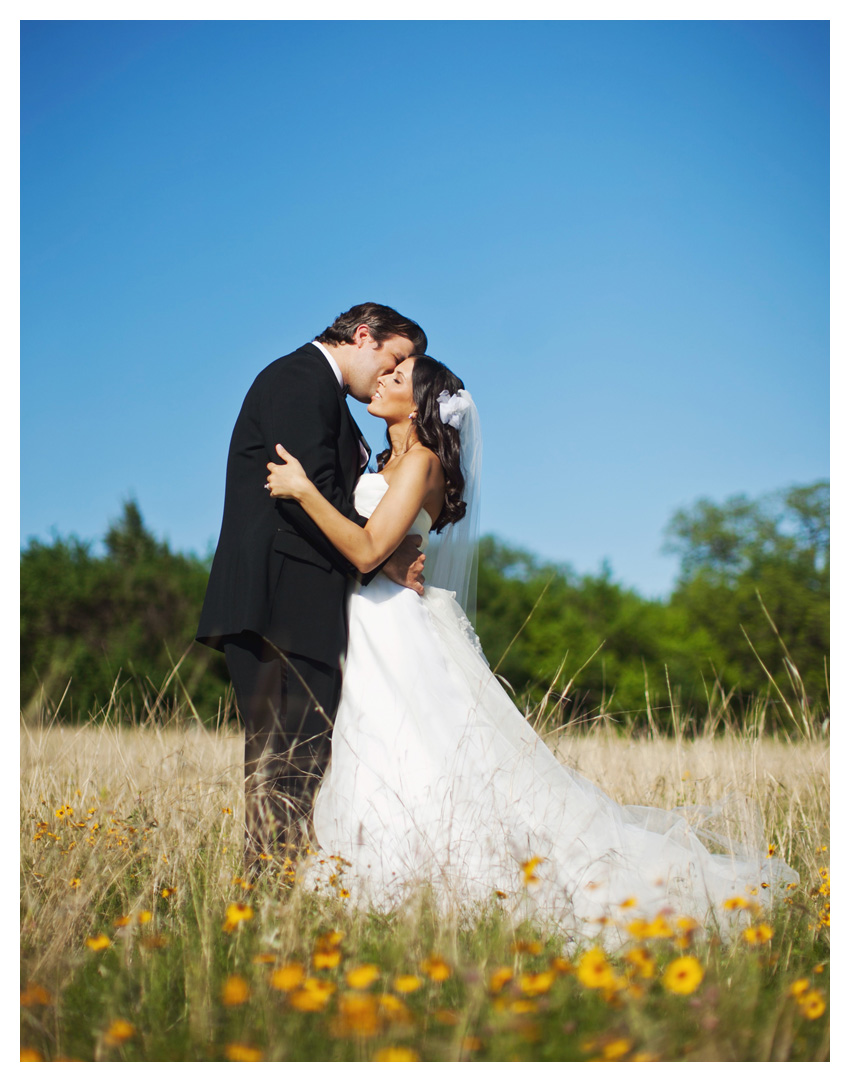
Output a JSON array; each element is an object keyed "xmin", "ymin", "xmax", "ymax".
[{"xmin": 21, "ymin": 708, "xmax": 829, "ymax": 1061}]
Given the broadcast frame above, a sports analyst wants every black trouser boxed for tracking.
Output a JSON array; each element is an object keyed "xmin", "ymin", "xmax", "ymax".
[{"xmin": 223, "ymin": 632, "xmax": 341, "ymax": 865}]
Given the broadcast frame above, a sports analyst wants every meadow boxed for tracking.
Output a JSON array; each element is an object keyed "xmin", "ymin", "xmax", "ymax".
[{"xmin": 20, "ymin": 704, "xmax": 829, "ymax": 1062}]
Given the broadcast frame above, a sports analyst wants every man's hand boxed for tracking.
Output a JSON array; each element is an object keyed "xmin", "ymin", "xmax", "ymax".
[{"xmin": 381, "ymin": 535, "xmax": 426, "ymax": 596}]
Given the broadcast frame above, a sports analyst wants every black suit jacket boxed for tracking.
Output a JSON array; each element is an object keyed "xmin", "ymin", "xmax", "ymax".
[{"xmin": 197, "ymin": 343, "xmax": 372, "ymax": 667}]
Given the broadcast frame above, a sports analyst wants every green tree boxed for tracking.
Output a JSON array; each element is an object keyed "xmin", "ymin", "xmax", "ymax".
[
  {"xmin": 663, "ymin": 481, "xmax": 829, "ymax": 725},
  {"xmin": 21, "ymin": 500, "xmax": 230, "ymax": 722}
]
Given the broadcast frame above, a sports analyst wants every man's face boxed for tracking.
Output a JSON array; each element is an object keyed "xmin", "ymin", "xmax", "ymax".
[{"xmin": 347, "ymin": 332, "xmax": 415, "ymax": 402}]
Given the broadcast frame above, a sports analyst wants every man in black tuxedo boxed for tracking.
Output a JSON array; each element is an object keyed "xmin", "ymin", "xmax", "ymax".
[{"xmin": 197, "ymin": 302, "xmax": 427, "ymax": 868}]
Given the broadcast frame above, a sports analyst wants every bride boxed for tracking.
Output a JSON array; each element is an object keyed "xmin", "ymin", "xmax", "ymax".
[{"xmin": 265, "ymin": 355, "xmax": 793, "ymax": 941}]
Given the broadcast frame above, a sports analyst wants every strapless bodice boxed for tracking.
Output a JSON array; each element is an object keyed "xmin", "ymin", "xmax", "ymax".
[{"xmin": 353, "ymin": 473, "xmax": 433, "ymax": 550}]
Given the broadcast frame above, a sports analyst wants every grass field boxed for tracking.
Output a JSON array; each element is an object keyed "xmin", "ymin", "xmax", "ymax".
[{"xmin": 20, "ymin": 714, "xmax": 829, "ymax": 1062}]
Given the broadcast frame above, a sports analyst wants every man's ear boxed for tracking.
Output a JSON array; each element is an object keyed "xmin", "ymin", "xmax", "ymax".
[{"xmin": 353, "ymin": 324, "xmax": 375, "ymax": 349}]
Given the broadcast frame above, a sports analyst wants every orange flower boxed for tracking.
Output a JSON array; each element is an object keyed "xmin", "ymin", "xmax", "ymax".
[
  {"xmin": 661, "ymin": 956, "xmax": 704, "ymax": 996},
  {"xmin": 742, "ymin": 923, "xmax": 774, "ymax": 945},
  {"xmin": 522, "ymin": 856, "xmax": 544, "ymax": 885},
  {"xmin": 225, "ymin": 1043, "xmax": 263, "ymax": 1061},
  {"xmin": 289, "ymin": 977, "xmax": 334, "ymax": 1012},
  {"xmin": 103, "ymin": 1020, "xmax": 136, "ymax": 1046},
  {"xmin": 252, "ymin": 952, "xmax": 277, "ymax": 965},
  {"xmin": 20, "ymin": 983, "xmax": 52, "ymax": 1007},
  {"xmin": 625, "ymin": 947, "xmax": 655, "ymax": 980},
  {"xmin": 346, "ymin": 963, "xmax": 381, "ymax": 989},
  {"xmin": 602, "ymin": 1038, "xmax": 632, "ymax": 1061},
  {"xmin": 378, "ymin": 994, "xmax": 413, "ymax": 1023},
  {"xmin": 489, "ymin": 966, "xmax": 514, "ymax": 994},
  {"xmin": 373, "ymin": 1047, "xmax": 420, "ymax": 1061},
  {"xmin": 269, "ymin": 962, "xmax": 305, "ymax": 991},
  {"xmin": 313, "ymin": 948, "xmax": 342, "ymax": 970},
  {"xmin": 315, "ymin": 930, "xmax": 344, "ymax": 951},
  {"xmin": 332, "ymin": 992, "xmax": 381, "ymax": 1037},
  {"xmin": 512, "ymin": 939, "xmax": 543, "ymax": 955},
  {"xmin": 421, "ymin": 954, "xmax": 452, "ymax": 981},
  {"xmin": 576, "ymin": 948, "xmax": 616, "ymax": 990},
  {"xmin": 221, "ymin": 975, "xmax": 251, "ymax": 1006},
  {"xmin": 20, "ymin": 1048, "xmax": 43, "ymax": 1062},
  {"xmin": 798, "ymin": 990, "xmax": 826, "ymax": 1020},
  {"xmin": 222, "ymin": 901, "xmax": 254, "ymax": 932},
  {"xmin": 519, "ymin": 971, "xmax": 555, "ymax": 996}
]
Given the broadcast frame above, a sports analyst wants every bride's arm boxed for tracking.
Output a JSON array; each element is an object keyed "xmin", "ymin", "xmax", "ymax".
[{"xmin": 266, "ymin": 444, "xmax": 442, "ymax": 575}]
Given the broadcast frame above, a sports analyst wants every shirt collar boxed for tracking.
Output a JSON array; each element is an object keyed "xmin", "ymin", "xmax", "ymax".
[{"xmin": 312, "ymin": 340, "xmax": 344, "ymax": 390}]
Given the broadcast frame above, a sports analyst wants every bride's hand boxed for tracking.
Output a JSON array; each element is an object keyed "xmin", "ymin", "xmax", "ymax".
[{"xmin": 266, "ymin": 443, "xmax": 310, "ymax": 500}]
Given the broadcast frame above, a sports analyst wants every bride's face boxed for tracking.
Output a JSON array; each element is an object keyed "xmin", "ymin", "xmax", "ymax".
[{"xmin": 368, "ymin": 357, "xmax": 416, "ymax": 422}]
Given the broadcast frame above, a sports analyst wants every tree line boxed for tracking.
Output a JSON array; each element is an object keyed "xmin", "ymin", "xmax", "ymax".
[{"xmin": 20, "ymin": 482, "xmax": 828, "ymax": 733}]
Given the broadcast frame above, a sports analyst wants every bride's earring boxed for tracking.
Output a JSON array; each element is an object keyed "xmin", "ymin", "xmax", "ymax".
[{"xmin": 408, "ymin": 413, "xmax": 416, "ymax": 420}]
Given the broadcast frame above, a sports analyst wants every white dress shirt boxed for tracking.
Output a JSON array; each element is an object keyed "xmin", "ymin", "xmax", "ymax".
[{"xmin": 312, "ymin": 340, "xmax": 370, "ymax": 468}]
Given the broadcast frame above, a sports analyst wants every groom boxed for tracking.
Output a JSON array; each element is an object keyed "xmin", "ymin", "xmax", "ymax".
[{"xmin": 197, "ymin": 302, "xmax": 428, "ymax": 868}]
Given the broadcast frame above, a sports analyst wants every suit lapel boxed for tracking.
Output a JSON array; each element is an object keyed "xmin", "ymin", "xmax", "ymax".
[{"xmin": 303, "ymin": 342, "xmax": 371, "ymax": 475}]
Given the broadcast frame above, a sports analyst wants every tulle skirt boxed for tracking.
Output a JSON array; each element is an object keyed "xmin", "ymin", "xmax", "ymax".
[{"xmin": 309, "ymin": 575, "xmax": 795, "ymax": 943}]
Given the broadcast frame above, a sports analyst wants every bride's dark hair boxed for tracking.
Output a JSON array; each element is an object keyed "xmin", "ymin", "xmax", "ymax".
[{"xmin": 376, "ymin": 355, "xmax": 467, "ymax": 533}]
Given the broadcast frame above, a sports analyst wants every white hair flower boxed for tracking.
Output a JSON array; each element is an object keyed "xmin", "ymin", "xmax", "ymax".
[{"xmin": 437, "ymin": 390, "xmax": 470, "ymax": 430}]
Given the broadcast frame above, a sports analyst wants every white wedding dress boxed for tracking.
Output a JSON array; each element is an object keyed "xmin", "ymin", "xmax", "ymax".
[{"xmin": 310, "ymin": 474, "xmax": 794, "ymax": 942}]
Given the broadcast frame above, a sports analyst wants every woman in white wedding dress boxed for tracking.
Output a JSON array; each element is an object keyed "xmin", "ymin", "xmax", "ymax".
[{"xmin": 266, "ymin": 356, "xmax": 793, "ymax": 942}]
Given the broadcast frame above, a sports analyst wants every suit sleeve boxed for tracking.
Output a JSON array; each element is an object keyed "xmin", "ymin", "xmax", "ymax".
[{"xmin": 260, "ymin": 360, "xmax": 375, "ymax": 579}]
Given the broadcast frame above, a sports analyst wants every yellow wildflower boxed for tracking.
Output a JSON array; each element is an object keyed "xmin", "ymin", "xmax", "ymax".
[
  {"xmin": 625, "ymin": 947, "xmax": 655, "ymax": 980},
  {"xmin": 333, "ymin": 992, "xmax": 381, "ymax": 1037},
  {"xmin": 798, "ymin": 990, "xmax": 826, "ymax": 1020},
  {"xmin": 346, "ymin": 963, "xmax": 381, "ymax": 989},
  {"xmin": 85, "ymin": 934, "xmax": 111, "ymax": 952},
  {"xmin": 251, "ymin": 952, "xmax": 276, "ymax": 965},
  {"xmin": 269, "ymin": 962, "xmax": 305, "ymax": 991},
  {"xmin": 20, "ymin": 1048, "xmax": 43, "ymax": 1062},
  {"xmin": 315, "ymin": 929, "xmax": 344, "ymax": 951},
  {"xmin": 222, "ymin": 901, "xmax": 254, "ymax": 932},
  {"xmin": 221, "ymin": 975, "xmax": 251, "ymax": 1006},
  {"xmin": 373, "ymin": 1047, "xmax": 420, "ymax": 1061},
  {"xmin": 489, "ymin": 966, "xmax": 514, "ymax": 994},
  {"xmin": 509, "ymin": 999, "xmax": 538, "ymax": 1015},
  {"xmin": 104, "ymin": 1020, "xmax": 136, "ymax": 1046},
  {"xmin": 661, "ymin": 956, "xmax": 704, "ymax": 996},
  {"xmin": 789, "ymin": 978, "xmax": 809, "ymax": 999},
  {"xmin": 379, "ymin": 994, "xmax": 413, "ymax": 1023},
  {"xmin": 742, "ymin": 923, "xmax": 774, "ymax": 945},
  {"xmin": 313, "ymin": 948, "xmax": 342, "ymax": 969},
  {"xmin": 224, "ymin": 1043, "xmax": 263, "ymax": 1061},
  {"xmin": 722, "ymin": 896, "xmax": 751, "ymax": 911},
  {"xmin": 393, "ymin": 974, "xmax": 423, "ymax": 994},
  {"xmin": 289, "ymin": 977, "xmax": 334, "ymax": 1012},
  {"xmin": 576, "ymin": 948, "xmax": 616, "ymax": 990},
  {"xmin": 421, "ymin": 954, "xmax": 452, "ymax": 981},
  {"xmin": 519, "ymin": 971, "xmax": 555, "ymax": 996},
  {"xmin": 522, "ymin": 856, "xmax": 543, "ymax": 885},
  {"xmin": 602, "ymin": 1038, "xmax": 632, "ymax": 1061},
  {"xmin": 512, "ymin": 939, "xmax": 543, "ymax": 955},
  {"xmin": 20, "ymin": 983, "xmax": 52, "ymax": 1007},
  {"xmin": 69, "ymin": 878, "xmax": 81, "ymax": 890},
  {"xmin": 138, "ymin": 911, "xmax": 152, "ymax": 924}
]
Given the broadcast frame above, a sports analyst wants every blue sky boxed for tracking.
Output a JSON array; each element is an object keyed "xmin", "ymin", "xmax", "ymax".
[{"xmin": 20, "ymin": 19, "xmax": 829, "ymax": 598}]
